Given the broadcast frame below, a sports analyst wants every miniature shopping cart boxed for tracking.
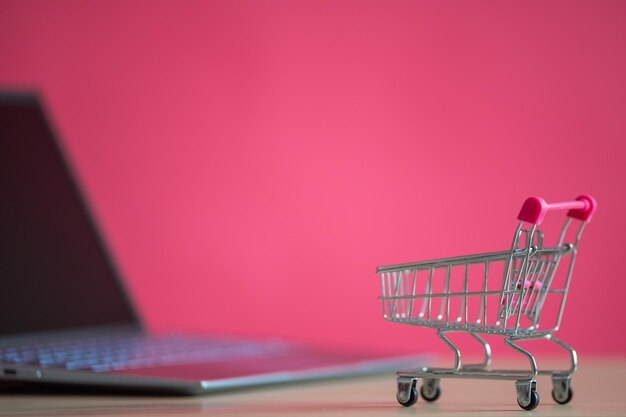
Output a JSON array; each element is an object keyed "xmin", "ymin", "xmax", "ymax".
[{"xmin": 377, "ymin": 195, "xmax": 596, "ymax": 411}]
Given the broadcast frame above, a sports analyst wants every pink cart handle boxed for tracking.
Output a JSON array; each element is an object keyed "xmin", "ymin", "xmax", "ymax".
[{"xmin": 517, "ymin": 195, "xmax": 597, "ymax": 225}]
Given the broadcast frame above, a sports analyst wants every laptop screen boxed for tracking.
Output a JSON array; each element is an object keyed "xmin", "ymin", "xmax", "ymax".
[{"xmin": 0, "ymin": 94, "xmax": 137, "ymax": 337}]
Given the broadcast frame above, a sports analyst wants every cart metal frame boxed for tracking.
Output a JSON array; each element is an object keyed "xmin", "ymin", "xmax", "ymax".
[{"xmin": 377, "ymin": 195, "xmax": 596, "ymax": 410}]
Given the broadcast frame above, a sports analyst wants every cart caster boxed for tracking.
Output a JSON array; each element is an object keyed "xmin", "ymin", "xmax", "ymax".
[
  {"xmin": 396, "ymin": 377, "xmax": 418, "ymax": 407},
  {"xmin": 420, "ymin": 378, "xmax": 441, "ymax": 402},
  {"xmin": 518, "ymin": 390, "xmax": 539, "ymax": 411},
  {"xmin": 551, "ymin": 374, "xmax": 573, "ymax": 404},
  {"xmin": 552, "ymin": 387, "xmax": 572, "ymax": 405},
  {"xmin": 515, "ymin": 379, "xmax": 539, "ymax": 411}
]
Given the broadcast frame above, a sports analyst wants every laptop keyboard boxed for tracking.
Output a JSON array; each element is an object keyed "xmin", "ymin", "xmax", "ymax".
[{"xmin": 0, "ymin": 334, "xmax": 292, "ymax": 373}]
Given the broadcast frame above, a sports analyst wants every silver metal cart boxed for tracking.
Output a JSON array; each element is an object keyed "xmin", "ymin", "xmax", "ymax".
[{"xmin": 377, "ymin": 195, "xmax": 597, "ymax": 410}]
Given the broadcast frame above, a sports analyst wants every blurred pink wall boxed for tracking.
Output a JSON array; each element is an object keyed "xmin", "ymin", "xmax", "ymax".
[{"xmin": 1, "ymin": 0, "xmax": 625, "ymax": 357}]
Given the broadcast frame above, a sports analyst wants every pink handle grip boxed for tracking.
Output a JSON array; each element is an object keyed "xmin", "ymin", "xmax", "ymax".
[{"xmin": 517, "ymin": 195, "xmax": 597, "ymax": 225}]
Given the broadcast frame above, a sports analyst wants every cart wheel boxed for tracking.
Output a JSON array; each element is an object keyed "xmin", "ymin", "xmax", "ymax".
[
  {"xmin": 420, "ymin": 379, "xmax": 441, "ymax": 402},
  {"xmin": 517, "ymin": 389, "xmax": 539, "ymax": 411},
  {"xmin": 552, "ymin": 387, "xmax": 573, "ymax": 405},
  {"xmin": 397, "ymin": 385, "xmax": 418, "ymax": 407}
]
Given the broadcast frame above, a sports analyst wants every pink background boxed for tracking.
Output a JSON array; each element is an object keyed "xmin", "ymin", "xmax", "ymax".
[{"xmin": 1, "ymin": 1, "xmax": 625, "ymax": 357}]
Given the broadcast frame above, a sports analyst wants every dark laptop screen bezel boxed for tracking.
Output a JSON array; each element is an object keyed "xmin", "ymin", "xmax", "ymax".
[{"xmin": 0, "ymin": 92, "xmax": 142, "ymax": 339}]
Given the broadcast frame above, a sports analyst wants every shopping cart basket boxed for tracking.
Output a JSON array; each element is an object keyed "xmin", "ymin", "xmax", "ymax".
[{"xmin": 377, "ymin": 195, "xmax": 596, "ymax": 410}]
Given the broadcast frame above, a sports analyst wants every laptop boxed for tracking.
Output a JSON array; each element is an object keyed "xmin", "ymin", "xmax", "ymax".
[{"xmin": 0, "ymin": 92, "xmax": 418, "ymax": 394}]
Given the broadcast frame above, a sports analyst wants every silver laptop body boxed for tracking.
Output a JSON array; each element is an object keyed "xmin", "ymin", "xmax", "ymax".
[{"xmin": 0, "ymin": 93, "xmax": 418, "ymax": 394}]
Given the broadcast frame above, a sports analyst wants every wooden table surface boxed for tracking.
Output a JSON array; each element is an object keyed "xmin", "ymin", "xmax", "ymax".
[{"xmin": 1, "ymin": 358, "xmax": 624, "ymax": 416}]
